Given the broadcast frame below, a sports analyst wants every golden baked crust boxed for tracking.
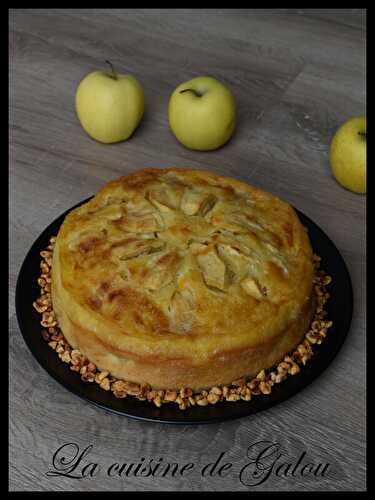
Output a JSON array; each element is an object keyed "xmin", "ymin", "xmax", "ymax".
[{"xmin": 51, "ymin": 168, "xmax": 315, "ymax": 390}]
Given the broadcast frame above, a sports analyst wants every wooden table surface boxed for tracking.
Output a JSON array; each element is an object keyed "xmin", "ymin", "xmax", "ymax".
[{"xmin": 9, "ymin": 9, "xmax": 366, "ymax": 492}]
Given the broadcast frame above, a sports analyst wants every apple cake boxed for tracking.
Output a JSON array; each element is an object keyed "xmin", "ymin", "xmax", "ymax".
[{"xmin": 51, "ymin": 168, "xmax": 315, "ymax": 390}]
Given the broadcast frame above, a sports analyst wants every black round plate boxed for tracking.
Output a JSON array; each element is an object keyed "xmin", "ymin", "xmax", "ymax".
[{"xmin": 16, "ymin": 197, "xmax": 353, "ymax": 424}]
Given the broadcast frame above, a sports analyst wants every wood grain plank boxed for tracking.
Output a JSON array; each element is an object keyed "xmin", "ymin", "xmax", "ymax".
[{"xmin": 9, "ymin": 9, "xmax": 366, "ymax": 491}]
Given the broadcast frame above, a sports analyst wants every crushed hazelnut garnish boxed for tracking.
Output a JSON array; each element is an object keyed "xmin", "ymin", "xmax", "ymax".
[{"xmin": 34, "ymin": 241, "xmax": 333, "ymax": 410}]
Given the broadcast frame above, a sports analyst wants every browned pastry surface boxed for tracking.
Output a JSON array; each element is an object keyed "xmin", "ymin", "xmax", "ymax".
[{"xmin": 51, "ymin": 168, "xmax": 315, "ymax": 389}]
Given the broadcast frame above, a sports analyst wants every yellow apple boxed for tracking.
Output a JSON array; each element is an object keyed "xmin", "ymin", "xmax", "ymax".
[
  {"xmin": 75, "ymin": 61, "xmax": 144, "ymax": 144},
  {"xmin": 329, "ymin": 116, "xmax": 366, "ymax": 194},
  {"xmin": 168, "ymin": 76, "xmax": 236, "ymax": 151}
]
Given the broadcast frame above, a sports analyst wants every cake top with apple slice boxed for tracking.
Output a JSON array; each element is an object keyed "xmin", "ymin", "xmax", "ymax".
[{"xmin": 52, "ymin": 168, "xmax": 314, "ymax": 360}]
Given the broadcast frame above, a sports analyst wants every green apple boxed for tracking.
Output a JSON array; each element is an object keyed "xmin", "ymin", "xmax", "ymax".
[
  {"xmin": 329, "ymin": 116, "xmax": 366, "ymax": 194},
  {"xmin": 75, "ymin": 61, "xmax": 144, "ymax": 144},
  {"xmin": 168, "ymin": 76, "xmax": 236, "ymax": 151}
]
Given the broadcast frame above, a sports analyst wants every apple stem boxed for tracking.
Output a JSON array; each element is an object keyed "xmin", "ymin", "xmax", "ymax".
[
  {"xmin": 179, "ymin": 88, "xmax": 202, "ymax": 97},
  {"xmin": 105, "ymin": 60, "xmax": 118, "ymax": 80}
]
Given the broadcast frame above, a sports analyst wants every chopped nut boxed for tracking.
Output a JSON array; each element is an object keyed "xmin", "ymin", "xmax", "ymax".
[
  {"xmin": 39, "ymin": 294, "xmax": 51, "ymax": 305},
  {"xmin": 153, "ymin": 396, "xmax": 162, "ymax": 407},
  {"xmin": 277, "ymin": 362, "xmax": 290, "ymax": 374},
  {"xmin": 113, "ymin": 390, "xmax": 127, "ymax": 398},
  {"xmin": 302, "ymin": 339, "xmax": 313, "ymax": 352},
  {"xmin": 207, "ymin": 393, "xmax": 220, "ymax": 404},
  {"xmin": 81, "ymin": 372, "xmax": 95, "ymax": 382},
  {"xmin": 188, "ymin": 396, "xmax": 196, "ymax": 406},
  {"xmin": 300, "ymin": 349, "xmax": 313, "ymax": 364},
  {"xmin": 80, "ymin": 366, "xmax": 87, "ymax": 376},
  {"xmin": 180, "ymin": 387, "xmax": 193, "ymax": 398},
  {"xmin": 146, "ymin": 390, "xmax": 158, "ymax": 401},
  {"xmin": 298, "ymin": 344, "xmax": 308, "ymax": 356},
  {"xmin": 40, "ymin": 250, "xmax": 52, "ymax": 259},
  {"xmin": 111, "ymin": 380, "xmax": 127, "ymax": 392},
  {"xmin": 197, "ymin": 397, "xmax": 208, "ymax": 406},
  {"xmin": 210, "ymin": 386, "xmax": 222, "ymax": 396},
  {"xmin": 289, "ymin": 363, "xmax": 300, "ymax": 375},
  {"xmin": 55, "ymin": 344, "xmax": 64, "ymax": 354},
  {"xmin": 164, "ymin": 390, "xmax": 178, "ymax": 402},
  {"xmin": 311, "ymin": 321, "xmax": 321, "ymax": 331},
  {"xmin": 306, "ymin": 331, "xmax": 318, "ymax": 344},
  {"xmin": 48, "ymin": 340, "xmax": 57, "ymax": 350},
  {"xmin": 256, "ymin": 369, "xmax": 266, "ymax": 381},
  {"xmin": 41, "ymin": 311, "xmax": 57, "ymax": 327},
  {"xmin": 111, "ymin": 380, "xmax": 128, "ymax": 397},
  {"xmin": 61, "ymin": 351, "xmax": 71, "ymax": 363},
  {"xmin": 122, "ymin": 381, "xmax": 141, "ymax": 396},
  {"xmin": 86, "ymin": 362, "xmax": 97, "ymax": 373},
  {"xmin": 283, "ymin": 356, "xmax": 300, "ymax": 375},
  {"xmin": 179, "ymin": 401, "xmax": 188, "ymax": 410},
  {"xmin": 175, "ymin": 395, "xmax": 183, "ymax": 405},
  {"xmin": 259, "ymin": 381, "xmax": 272, "ymax": 394},
  {"xmin": 33, "ymin": 301, "xmax": 48, "ymax": 313},
  {"xmin": 70, "ymin": 350, "xmax": 83, "ymax": 366},
  {"xmin": 95, "ymin": 371, "xmax": 109, "ymax": 383},
  {"xmin": 248, "ymin": 379, "xmax": 259, "ymax": 389},
  {"xmin": 292, "ymin": 350, "xmax": 302, "ymax": 363},
  {"xmin": 247, "ymin": 378, "xmax": 261, "ymax": 396},
  {"xmin": 51, "ymin": 332, "xmax": 63, "ymax": 341},
  {"xmin": 140, "ymin": 383, "xmax": 152, "ymax": 397},
  {"xmin": 44, "ymin": 256, "xmax": 53, "ymax": 265},
  {"xmin": 37, "ymin": 277, "xmax": 47, "ymax": 287},
  {"xmin": 275, "ymin": 373, "xmax": 286, "ymax": 384},
  {"xmin": 226, "ymin": 393, "xmax": 240, "ymax": 402},
  {"xmin": 241, "ymin": 393, "xmax": 252, "ymax": 401},
  {"xmin": 40, "ymin": 262, "xmax": 50, "ymax": 274}
]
